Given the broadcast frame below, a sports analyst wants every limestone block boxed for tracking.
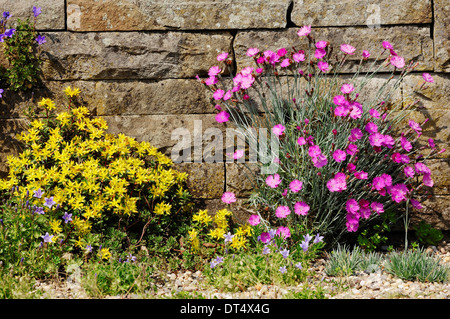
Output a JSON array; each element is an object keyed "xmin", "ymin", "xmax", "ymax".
[
  {"xmin": 434, "ymin": 0, "xmax": 450, "ymax": 72},
  {"xmin": 402, "ymin": 73, "xmax": 450, "ymax": 110},
  {"xmin": 0, "ymin": 0, "xmax": 65, "ymax": 30},
  {"xmin": 291, "ymin": 0, "xmax": 432, "ymax": 26},
  {"xmin": 411, "ymin": 195, "xmax": 450, "ymax": 230},
  {"xmin": 66, "ymin": 0, "xmax": 291, "ymax": 31},
  {"xmin": 225, "ymin": 162, "xmax": 260, "ymax": 197},
  {"xmin": 40, "ymin": 31, "xmax": 233, "ymax": 80},
  {"xmin": 174, "ymin": 162, "xmax": 225, "ymax": 199}
]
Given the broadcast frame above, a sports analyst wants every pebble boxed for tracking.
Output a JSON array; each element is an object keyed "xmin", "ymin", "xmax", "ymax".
[{"xmin": 34, "ymin": 249, "xmax": 450, "ymax": 300}]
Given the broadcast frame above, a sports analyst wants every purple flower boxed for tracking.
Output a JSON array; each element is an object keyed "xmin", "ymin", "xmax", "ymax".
[
  {"xmin": 280, "ymin": 248, "xmax": 289, "ymax": 259},
  {"xmin": 43, "ymin": 196, "xmax": 56, "ymax": 209},
  {"xmin": 62, "ymin": 212, "xmax": 72, "ymax": 224},
  {"xmin": 0, "ymin": 88, "xmax": 3, "ymax": 98},
  {"xmin": 34, "ymin": 189, "xmax": 44, "ymax": 199},
  {"xmin": 36, "ymin": 35, "xmax": 46, "ymax": 45},
  {"xmin": 313, "ymin": 233, "xmax": 324, "ymax": 244},
  {"xmin": 33, "ymin": 6, "xmax": 41, "ymax": 17},
  {"xmin": 4, "ymin": 28, "xmax": 15, "ymax": 38},
  {"xmin": 34, "ymin": 206, "xmax": 45, "ymax": 215},
  {"xmin": 262, "ymin": 245, "xmax": 271, "ymax": 255},
  {"xmin": 41, "ymin": 232, "xmax": 53, "ymax": 243},
  {"xmin": 279, "ymin": 266, "xmax": 287, "ymax": 274},
  {"xmin": 299, "ymin": 240, "xmax": 309, "ymax": 252}
]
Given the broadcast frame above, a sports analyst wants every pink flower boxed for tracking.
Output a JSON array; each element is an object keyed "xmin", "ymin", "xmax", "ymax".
[
  {"xmin": 341, "ymin": 83, "xmax": 354, "ymax": 94},
  {"xmin": 382, "ymin": 41, "xmax": 393, "ymax": 50},
  {"xmin": 217, "ymin": 52, "xmax": 228, "ymax": 61},
  {"xmin": 401, "ymin": 154, "xmax": 410, "ymax": 164},
  {"xmin": 272, "ymin": 124, "xmax": 286, "ymax": 136},
  {"xmin": 408, "ymin": 120, "xmax": 422, "ymax": 133},
  {"xmin": 260, "ymin": 232, "xmax": 271, "ymax": 243},
  {"xmin": 275, "ymin": 205, "xmax": 291, "ymax": 218},
  {"xmin": 381, "ymin": 173, "xmax": 392, "ymax": 187},
  {"xmin": 276, "ymin": 226, "xmax": 291, "ymax": 239},
  {"xmin": 223, "ymin": 90, "xmax": 232, "ymax": 101},
  {"xmin": 404, "ymin": 166, "xmax": 415, "ymax": 178},
  {"xmin": 347, "ymin": 163, "xmax": 356, "ymax": 173},
  {"xmin": 317, "ymin": 61, "xmax": 329, "ymax": 72},
  {"xmin": 400, "ymin": 136, "xmax": 412, "ymax": 152},
  {"xmin": 389, "ymin": 183, "xmax": 409, "ymax": 203},
  {"xmin": 246, "ymin": 48, "xmax": 259, "ymax": 57},
  {"xmin": 365, "ymin": 122, "xmax": 378, "ymax": 134},
  {"xmin": 369, "ymin": 109, "xmax": 380, "ymax": 119},
  {"xmin": 414, "ymin": 162, "xmax": 431, "ymax": 175},
  {"xmin": 372, "ymin": 176, "xmax": 385, "ymax": 191},
  {"xmin": 346, "ymin": 198, "xmax": 360, "ymax": 215},
  {"xmin": 428, "ymin": 138, "xmax": 436, "ymax": 149},
  {"xmin": 334, "ymin": 106, "xmax": 349, "ymax": 117},
  {"xmin": 277, "ymin": 48, "xmax": 287, "ymax": 57},
  {"xmin": 289, "ymin": 179, "xmax": 303, "ymax": 193},
  {"xmin": 354, "ymin": 171, "xmax": 368, "ymax": 180},
  {"xmin": 266, "ymin": 173, "xmax": 282, "ymax": 188},
  {"xmin": 221, "ymin": 192, "xmax": 236, "ymax": 204},
  {"xmin": 340, "ymin": 43, "xmax": 356, "ymax": 55},
  {"xmin": 346, "ymin": 219, "xmax": 359, "ymax": 232},
  {"xmin": 294, "ymin": 201, "xmax": 310, "ymax": 216},
  {"xmin": 411, "ymin": 199, "xmax": 423, "ymax": 210},
  {"xmin": 297, "ymin": 25, "xmax": 311, "ymax": 37},
  {"xmin": 308, "ymin": 145, "xmax": 322, "ymax": 157},
  {"xmin": 380, "ymin": 135, "xmax": 394, "ymax": 149},
  {"xmin": 293, "ymin": 51, "xmax": 305, "ymax": 62},
  {"xmin": 233, "ymin": 149, "xmax": 244, "ymax": 159},
  {"xmin": 205, "ymin": 76, "xmax": 218, "ymax": 86},
  {"xmin": 371, "ymin": 202, "xmax": 384, "ymax": 214},
  {"xmin": 248, "ymin": 214, "xmax": 260, "ymax": 226},
  {"xmin": 256, "ymin": 68, "xmax": 264, "ymax": 74},
  {"xmin": 391, "ymin": 152, "xmax": 402, "ymax": 163},
  {"xmin": 208, "ymin": 66, "xmax": 222, "ymax": 77},
  {"xmin": 213, "ymin": 89, "xmax": 224, "ymax": 100},
  {"xmin": 332, "ymin": 149, "xmax": 347, "ymax": 162},
  {"xmin": 297, "ymin": 136, "xmax": 306, "ymax": 146},
  {"xmin": 390, "ymin": 55, "xmax": 405, "ymax": 68},
  {"xmin": 215, "ymin": 111, "xmax": 230, "ymax": 123},
  {"xmin": 422, "ymin": 72, "xmax": 434, "ymax": 83},
  {"xmin": 316, "ymin": 41, "xmax": 328, "ymax": 49},
  {"xmin": 349, "ymin": 102, "xmax": 363, "ymax": 119},
  {"xmin": 359, "ymin": 199, "xmax": 371, "ymax": 219},
  {"xmin": 326, "ymin": 172, "xmax": 347, "ymax": 192},
  {"xmin": 333, "ymin": 95, "xmax": 347, "ymax": 106},
  {"xmin": 369, "ymin": 132, "xmax": 384, "ymax": 147},
  {"xmin": 280, "ymin": 58, "xmax": 291, "ymax": 67},
  {"xmin": 362, "ymin": 50, "xmax": 371, "ymax": 59},
  {"xmin": 349, "ymin": 128, "xmax": 363, "ymax": 142},
  {"xmin": 423, "ymin": 174, "xmax": 434, "ymax": 187},
  {"xmin": 346, "ymin": 144, "xmax": 358, "ymax": 156},
  {"xmin": 263, "ymin": 50, "xmax": 280, "ymax": 65},
  {"xmin": 312, "ymin": 154, "xmax": 328, "ymax": 168},
  {"xmin": 315, "ymin": 48, "xmax": 326, "ymax": 59}
]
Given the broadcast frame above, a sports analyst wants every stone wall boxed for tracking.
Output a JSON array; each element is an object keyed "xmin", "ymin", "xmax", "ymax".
[{"xmin": 0, "ymin": 0, "xmax": 448, "ymax": 229}]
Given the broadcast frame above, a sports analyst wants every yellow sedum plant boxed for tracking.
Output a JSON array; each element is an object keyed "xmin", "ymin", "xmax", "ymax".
[{"xmin": 0, "ymin": 87, "xmax": 192, "ymax": 260}]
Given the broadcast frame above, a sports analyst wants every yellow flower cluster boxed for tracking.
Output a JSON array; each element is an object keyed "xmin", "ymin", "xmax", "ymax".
[
  {"xmin": 0, "ymin": 88, "xmax": 191, "ymax": 258},
  {"xmin": 189, "ymin": 208, "xmax": 251, "ymax": 252}
]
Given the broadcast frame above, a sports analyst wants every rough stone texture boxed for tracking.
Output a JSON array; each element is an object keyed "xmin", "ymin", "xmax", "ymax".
[
  {"xmin": 234, "ymin": 27, "xmax": 434, "ymax": 73},
  {"xmin": 402, "ymin": 73, "xmax": 450, "ymax": 111},
  {"xmin": 411, "ymin": 195, "xmax": 450, "ymax": 230},
  {"xmin": 0, "ymin": 0, "xmax": 65, "ymax": 30},
  {"xmin": 434, "ymin": 0, "xmax": 450, "ymax": 72},
  {"xmin": 40, "ymin": 31, "xmax": 233, "ymax": 80},
  {"xmin": 225, "ymin": 163, "xmax": 260, "ymax": 197},
  {"xmin": 66, "ymin": 0, "xmax": 291, "ymax": 31},
  {"xmin": 424, "ymin": 159, "xmax": 450, "ymax": 195},
  {"xmin": 291, "ymin": 0, "xmax": 432, "ymax": 26},
  {"xmin": 174, "ymin": 163, "xmax": 225, "ymax": 199},
  {"xmin": 104, "ymin": 114, "xmax": 229, "ymax": 158}
]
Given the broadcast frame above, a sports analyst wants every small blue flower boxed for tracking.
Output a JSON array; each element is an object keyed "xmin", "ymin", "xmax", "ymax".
[
  {"xmin": 279, "ymin": 266, "xmax": 287, "ymax": 274},
  {"xmin": 33, "ymin": 6, "xmax": 41, "ymax": 18}
]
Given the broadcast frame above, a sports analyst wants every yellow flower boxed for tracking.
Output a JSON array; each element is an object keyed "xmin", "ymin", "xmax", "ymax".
[
  {"xmin": 154, "ymin": 202, "xmax": 172, "ymax": 215},
  {"xmin": 192, "ymin": 209, "xmax": 212, "ymax": 225},
  {"xmin": 49, "ymin": 219, "xmax": 63, "ymax": 233},
  {"xmin": 208, "ymin": 227, "xmax": 225, "ymax": 240},
  {"xmin": 98, "ymin": 247, "xmax": 111, "ymax": 260},
  {"xmin": 64, "ymin": 86, "xmax": 81, "ymax": 97},
  {"xmin": 38, "ymin": 97, "xmax": 56, "ymax": 110},
  {"xmin": 230, "ymin": 235, "xmax": 247, "ymax": 250}
]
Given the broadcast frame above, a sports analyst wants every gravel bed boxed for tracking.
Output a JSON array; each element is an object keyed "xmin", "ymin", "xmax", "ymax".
[{"xmin": 35, "ymin": 244, "xmax": 450, "ymax": 299}]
